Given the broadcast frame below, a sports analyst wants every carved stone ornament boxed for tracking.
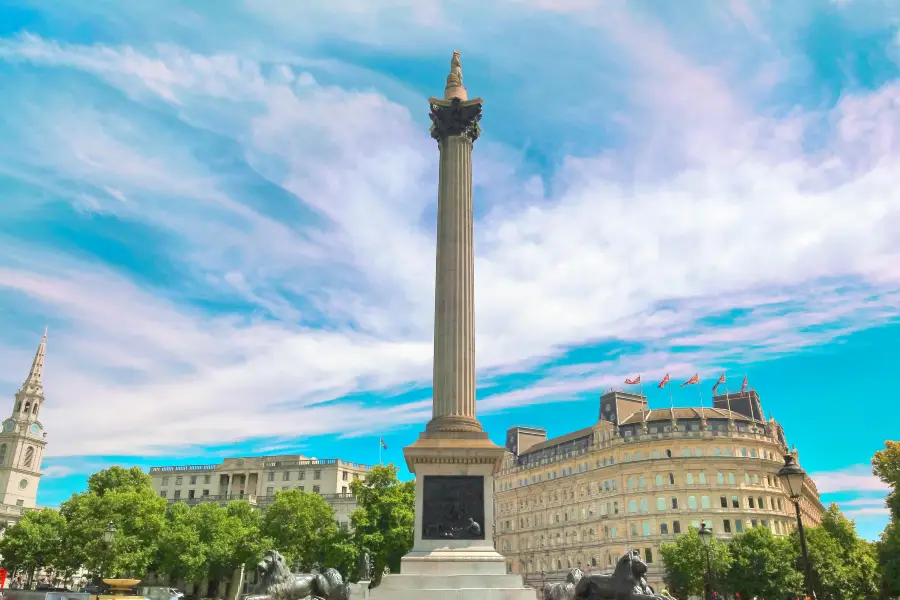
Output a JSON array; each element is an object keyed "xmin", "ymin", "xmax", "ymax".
[
  {"xmin": 421, "ymin": 475, "xmax": 485, "ymax": 540},
  {"xmin": 429, "ymin": 98, "xmax": 482, "ymax": 143}
]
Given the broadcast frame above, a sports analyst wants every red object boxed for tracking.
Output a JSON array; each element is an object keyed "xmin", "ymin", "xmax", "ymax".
[
  {"xmin": 657, "ymin": 373, "xmax": 670, "ymax": 388},
  {"xmin": 712, "ymin": 372, "xmax": 726, "ymax": 394},
  {"xmin": 0, "ymin": 567, "xmax": 8, "ymax": 588},
  {"xmin": 680, "ymin": 374, "xmax": 699, "ymax": 387},
  {"xmin": 625, "ymin": 375, "xmax": 641, "ymax": 385}
]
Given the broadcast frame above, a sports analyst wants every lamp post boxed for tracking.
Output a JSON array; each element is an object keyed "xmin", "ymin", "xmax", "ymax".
[
  {"xmin": 101, "ymin": 521, "xmax": 116, "ymax": 581},
  {"xmin": 698, "ymin": 522, "xmax": 714, "ymax": 600},
  {"xmin": 777, "ymin": 454, "xmax": 816, "ymax": 600}
]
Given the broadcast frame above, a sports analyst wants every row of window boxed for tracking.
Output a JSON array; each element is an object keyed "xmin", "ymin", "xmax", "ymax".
[
  {"xmin": 505, "ymin": 443, "xmax": 780, "ymax": 490},
  {"xmin": 502, "ymin": 470, "xmax": 783, "ymax": 516},
  {"xmin": 504, "ymin": 492, "xmax": 786, "ymax": 531},
  {"xmin": 0, "ymin": 444, "xmax": 36, "ymax": 468},
  {"xmin": 502, "ymin": 516, "xmax": 791, "ymax": 554},
  {"xmin": 159, "ymin": 468, "xmax": 364, "ymax": 488},
  {"xmin": 160, "ymin": 483, "xmax": 344, "ymax": 500}
]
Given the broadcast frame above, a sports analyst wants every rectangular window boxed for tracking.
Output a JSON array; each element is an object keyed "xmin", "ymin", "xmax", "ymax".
[
  {"xmin": 688, "ymin": 496, "xmax": 697, "ymax": 509},
  {"xmin": 342, "ymin": 471, "xmax": 349, "ymax": 481},
  {"xmin": 313, "ymin": 485, "xmax": 321, "ymax": 493},
  {"xmin": 160, "ymin": 491, "xmax": 167, "ymax": 498},
  {"xmin": 642, "ymin": 521, "xmax": 650, "ymax": 536},
  {"xmin": 204, "ymin": 475, "xmax": 211, "ymax": 484},
  {"xmin": 723, "ymin": 519, "xmax": 732, "ymax": 533},
  {"xmin": 190, "ymin": 476, "xmax": 197, "ymax": 485},
  {"xmin": 735, "ymin": 520, "xmax": 744, "ymax": 533},
  {"xmin": 314, "ymin": 470, "xmax": 321, "ymax": 480},
  {"xmin": 299, "ymin": 485, "xmax": 305, "ymax": 491},
  {"xmin": 283, "ymin": 472, "xmax": 291, "ymax": 481},
  {"xmin": 266, "ymin": 487, "xmax": 274, "ymax": 495},
  {"xmin": 657, "ymin": 497, "xmax": 666, "ymax": 511},
  {"xmin": 645, "ymin": 548, "xmax": 653, "ymax": 563},
  {"xmin": 758, "ymin": 496, "xmax": 764, "ymax": 509},
  {"xmin": 15, "ymin": 499, "xmax": 23, "ymax": 507},
  {"xmin": 299, "ymin": 471, "xmax": 306, "ymax": 480},
  {"xmin": 660, "ymin": 522, "xmax": 669, "ymax": 535},
  {"xmin": 751, "ymin": 519, "xmax": 758, "ymax": 528},
  {"xmin": 640, "ymin": 498, "xmax": 648, "ymax": 513},
  {"xmin": 701, "ymin": 496, "xmax": 710, "ymax": 509},
  {"xmin": 671, "ymin": 497, "xmax": 678, "ymax": 509},
  {"xmin": 720, "ymin": 496, "xmax": 728, "ymax": 508},
  {"xmin": 342, "ymin": 486, "xmax": 348, "ymax": 494},
  {"xmin": 761, "ymin": 519, "xmax": 768, "ymax": 529},
  {"xmin": 673, "ymin": 520, "xmax": 681, "ymax": 534},
  {"xmin": 282, "ymin": 486, "xmax": 288, "ymax": 491},
  {"xmin": 174, "ymin": 490, "xmax": 181, "ymax": 500},
  {"xmin": 188, "ymin": 489, "xmax": 195, "ymax": 499},
  {"xmin": 614, "ymin": 502, "xmax": 619, "ymax": 515},
  {"xmin": 202, "ymin": 489, "xmax": 209, "ymax": 497},
  {"xmin": 749, "ymin": 497, "xmax": 755, "ymax": 509},
  {"xmin": 268, "ymin": 472, "xmax": 275, "ymax": 482},
  {"xmin": 175, "ymin": 476, "xmax": 182, "ymax": 485},
  {"xmin": 691, "ymin": 519, "xmax": 700, "ymax": 529},
  {"xmin": 698, "ymin": 472, "xmax": 706, "ymax": 484},
  {"xmin": 631, "ymin": 523, "xmax": 638, "ymax": 536},
  {"xmin": 611, "ymin": 527, "xmax": 617, "ymax": 538},
  {"xmin": 162, "ymin": 477, "xmax": 169, "ymax": 486},
  {"xmin": 732, "ymin": 496, "xmax": 740, "ymax": 508}
]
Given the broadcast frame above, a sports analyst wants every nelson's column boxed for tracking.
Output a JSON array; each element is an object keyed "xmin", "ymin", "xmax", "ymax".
[{"xmin": 371, "ymin": 52, "xmax": 535, "ymax": 599}]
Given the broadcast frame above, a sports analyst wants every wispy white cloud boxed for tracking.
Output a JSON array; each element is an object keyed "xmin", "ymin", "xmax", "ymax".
[
  {"xmin": 811, "ymin": 466, "xmax": 891, "ymax": 494},
  {"xmin": 1, "ymin": 0, "xmax": 900, "ymax": 460}
]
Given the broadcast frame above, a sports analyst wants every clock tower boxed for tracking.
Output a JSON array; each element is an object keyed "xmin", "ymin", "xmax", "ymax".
[{"xmin": 0, "ymin": 329, "xmax": 48, "ymax": 509}]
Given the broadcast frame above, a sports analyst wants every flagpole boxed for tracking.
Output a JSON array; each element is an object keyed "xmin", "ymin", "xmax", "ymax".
[
  {"xmin": 698, "ymin": 377, "xmax": 704, "ymax": 420},
  {"xmin": 379, "ymin": 438, "xmax": 382, "ymax": 465}
]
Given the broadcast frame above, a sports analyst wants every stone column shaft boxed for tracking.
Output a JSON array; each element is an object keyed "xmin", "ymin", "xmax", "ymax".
[{"xmin": 425, "ymin": 96, "xmax": 483, "ymax": 434}]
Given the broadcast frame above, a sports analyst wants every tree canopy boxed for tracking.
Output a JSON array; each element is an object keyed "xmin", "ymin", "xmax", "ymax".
[
  {"xmin": 659, "ymin": 525, "xmax": 731, "ymax": 598},
  {"xmin": 260, "ymin": 489, "xmax": 337, "ymax": 571},
  {"xmin": 873, "ymin": 440, "xmax": 900, "ymax": 597},
  {"xmin": 726, "ymin": 525, "xmax": 803, "ymax": 599},
  {"xmin": 0, "ymin": 508, "xmax": 66, "ymax": 580},
  {"xmin": 349, "ymin": 463, "xmax": 414, "ymax": 582}
]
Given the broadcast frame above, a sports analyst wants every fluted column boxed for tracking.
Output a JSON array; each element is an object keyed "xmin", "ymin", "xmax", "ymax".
[{"xmin": 425, "ymin": 95, "xmax": 483, "ymax": 434}]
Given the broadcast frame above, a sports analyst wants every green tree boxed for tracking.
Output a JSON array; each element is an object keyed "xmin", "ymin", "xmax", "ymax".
[
  {"xmin": 261, "ymin": 490, "xmax": 337, "ymax": 571},
  {"xmin": 804, "ymin": 504, "xmax": 879, "ymax": 600},
  {"xmin": 726, "ymin": 526, "xmax": 803, "ymax": 600},
  {"xmin": 154, "ymin": 502, "xmax": 208, "ymax": 586},
  {"xmin": 659, "ymin": 526, "xmax": 732, "ymax": 598},
  {"xmin": 60, "ymin": 467, "xmax": 167, "ymax": 577},
  {"xmin": 0, "ymin": 508, "xmax": 67, "ymax": 583},
  {"xmin": 319, "ymin": 526, "xmax": 359, "ymax": 581},
  {"xmin": 873, "ymin": 440, "xmax": 900, "ymax": 597},
  {"xmin": 349, "ymin": 463, "xmax": 414, "ymax": 583},
  {"xmin": 192, "ymin": 501, "xmax": 270, "ymax": 585}
]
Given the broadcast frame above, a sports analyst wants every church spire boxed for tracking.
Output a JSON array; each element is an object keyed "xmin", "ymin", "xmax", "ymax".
[{"xmin": 23, "ymin": 327, "xmax": 47, "ymax": 391}]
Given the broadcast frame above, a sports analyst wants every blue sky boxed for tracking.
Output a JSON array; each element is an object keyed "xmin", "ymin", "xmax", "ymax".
[{"xmin": 0, "ymin": 0, "xmax": 898, "ymax": 541}]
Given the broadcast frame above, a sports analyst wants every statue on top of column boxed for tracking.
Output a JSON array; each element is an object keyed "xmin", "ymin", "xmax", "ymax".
[{"xmin": 444, "ymin": 50, "xmax": 467, "ymax": 101}]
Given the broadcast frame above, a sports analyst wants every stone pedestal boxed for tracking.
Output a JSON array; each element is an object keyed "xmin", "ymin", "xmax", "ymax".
[{"xmin": 371, "ymin": 434, "xmax": 535, "ymax": 600}]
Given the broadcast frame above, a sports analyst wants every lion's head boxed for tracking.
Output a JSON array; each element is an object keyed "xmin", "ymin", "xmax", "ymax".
[
  {"xmin": 257, "ymin": 550, "xmax": 292, "ymax": 587},
  {"xmin": 611, "ymin": 549, "xmax": 647, "ymax": 587},
  {"xmin": 565, "ymin": 568, "xmax": 583, "ymax": 585}
]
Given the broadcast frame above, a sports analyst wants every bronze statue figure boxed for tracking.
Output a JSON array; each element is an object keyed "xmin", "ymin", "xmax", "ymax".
[
  {"xmin": 355, "ymin": 548, "xmax": 372, "ymax": 581},
  {"xmin": 244, "ymin": 550, "xmax": 349, "ymax": 600}
]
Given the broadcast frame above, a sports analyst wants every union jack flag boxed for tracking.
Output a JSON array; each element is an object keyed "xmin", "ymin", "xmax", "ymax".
[
  {"xmin": 625, "ymin": 375, "xmax": 641, "ymax": 385},
  {"xmin": 680, "ymin": 374, "xmax": 699, "ymax": 387},
  {"xmin": 712, "ymin": 372, "xmax": 726, "ymax": 395},
  {"xmin": 657, "ymin": 373, "xmax": 670, "ymax": 388}
]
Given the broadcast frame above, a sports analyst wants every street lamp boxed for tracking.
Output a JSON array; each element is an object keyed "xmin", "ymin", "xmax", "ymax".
[
  {"xmin": 698, "ymin": 522, "xmax": 714, "ymax": 600},
  {"xmin": 777, "ymin": 454, "xmax": 816, "ymax": 600},
  {"xmin": 101, "ymin": 521, "xmax": 116, "ymax": 580}
]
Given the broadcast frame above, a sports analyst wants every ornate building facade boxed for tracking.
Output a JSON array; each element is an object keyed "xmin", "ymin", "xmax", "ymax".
[
  {"xmin": 0, "ymin": 331, "xmax": 49, "ymax": 528},
  {"xmin": 493, "ymin": 388, "xmax": 825, "ymax": 588},
  {"xmin": 148, "ymin": 455, "xmax": 372, "ymax": 528}
]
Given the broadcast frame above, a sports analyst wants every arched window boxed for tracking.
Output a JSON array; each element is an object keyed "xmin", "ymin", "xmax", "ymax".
[
  {"xmin": 669, "ymin": 473, "xmax": 675, "ymax": 485},
  {"xmin": 31, "ymin": 403, "xmax": 38, "ymax": 415},
  {"xmin": 728, "ymin": 472, "xmax": 736, "ymax": 485},
  {"xmin": 0, "ymin": 444, "xmax": 6, "ymax": 465},
  {"xmin": 656, "ymin": 474, "xmax": 663, "ymax": 486},
  {"xmin": 23, "ymin": 401, "xmax": 31, "ymax": 413},
  {"xmin": 665, "ymin": 449, "xmax": 672, "ymax": 458},
  {"xmin": 23, "ymin": 446, "xmax": 35, "ymax": 468}
]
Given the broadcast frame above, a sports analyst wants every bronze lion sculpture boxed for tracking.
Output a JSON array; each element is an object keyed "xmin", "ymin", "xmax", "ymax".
[
  {"xmin": 243, "ymin": 550, "xmax": 348, "ymax": 600},
  {"xmin": 573, "ymin": 550, "xmax": 673, "ymax": 600}
]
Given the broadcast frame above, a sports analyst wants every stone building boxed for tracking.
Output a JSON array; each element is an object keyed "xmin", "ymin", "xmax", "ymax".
[
  {"xmin": 0, "ymin": 331, "xmax": 49, "ymax": 530},
  {"xmin": 493, "ymin": 388, "xmax": 825, "ymax": 588},
  {"xmin": 148, "ymin": 455, "xmax": 372, "ymax": 528}
]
